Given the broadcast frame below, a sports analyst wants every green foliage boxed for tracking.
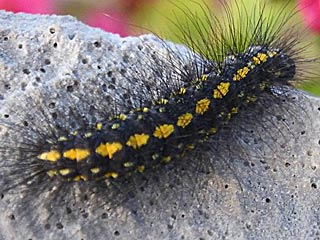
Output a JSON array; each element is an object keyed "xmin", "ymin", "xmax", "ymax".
[{"xmin": 134, "ymin": 0, "xmax": 320, "ymax": 95}]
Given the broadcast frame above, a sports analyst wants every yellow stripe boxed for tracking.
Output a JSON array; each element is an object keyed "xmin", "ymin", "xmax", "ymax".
[
  {"xmin": 126, "ymin": 133, "xmax": 150, "ymax": 149},
  {"xmin": 38, "ymin": 150, "xmax": 61, "ymax": 162},
  {"xmin": 63, "ymin": 148, "xmax": 90, "ymax": 161},
  {"xmin": 177, "ymin": 113, "xmax": 193, "ymax": 128},
  {"xmin": 95, "ymin": 142, "xmax": 123, "ymax": 159},
  {"xmin": 153, "ymin": 124, "xmax": 174, "ymax": 139},
  {"xmin": 195, "ymin": 98, "xmax": 210, "ymax": 114}
]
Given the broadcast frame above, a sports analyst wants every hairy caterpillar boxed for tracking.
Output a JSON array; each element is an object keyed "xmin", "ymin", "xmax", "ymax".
[
  {"xmin": 0, "ymin": 1, "xmax": 319, "ymax": 239},
  {"xmin": 33, "ymin": 45, "xmax": 295, "ymax": 182}
]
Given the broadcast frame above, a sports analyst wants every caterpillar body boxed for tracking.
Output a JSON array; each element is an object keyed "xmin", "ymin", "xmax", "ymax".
[
  {"xmin": 0, "ymin": 1, "xmax": 318, "ymax": 239},
  {"xmin": 38, "ymin": 46, "xmax": 295, "ymax": 182}
]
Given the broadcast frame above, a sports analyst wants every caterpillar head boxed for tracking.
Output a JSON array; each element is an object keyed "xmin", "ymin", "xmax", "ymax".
[{"xmin": 220, "ymin": 45, "xmax": 296, "ymax": 86}]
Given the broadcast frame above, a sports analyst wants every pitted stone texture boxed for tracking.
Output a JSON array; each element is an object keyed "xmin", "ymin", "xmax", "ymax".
[
  {"xmin": 0, "ymin": 10, "xmax": 319, "ymax": 240},
  {"xmin": 0, "ymin": 10, "xmax": 197, "ymax": 124}
]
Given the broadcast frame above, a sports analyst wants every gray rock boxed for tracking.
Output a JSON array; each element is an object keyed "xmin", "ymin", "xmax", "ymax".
[{"xmin": 0, "ymin": 10, "xmax": 319, "ymax": 240}]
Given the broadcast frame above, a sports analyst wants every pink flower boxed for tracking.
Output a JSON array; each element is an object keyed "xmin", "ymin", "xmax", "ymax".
[
  {"xmin": 120, "ymin": 0, "xmax": 156, "ymax": 12},
  {"xmin": 83, "ymin": 9, "xmax": 129, "ymax": 37},
  {"xmin": 0, "ymin": 0, "xmax": 54, "ymax": 14},
  {"xmin": 298, "ymin": 0, "xmax": 320, "ymax": 33}
]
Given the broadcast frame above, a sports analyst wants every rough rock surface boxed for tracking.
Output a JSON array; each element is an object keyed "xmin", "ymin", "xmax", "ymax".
[{"xmin": 0, "ymin": 11, "xmax": 319, "ymax": 240}]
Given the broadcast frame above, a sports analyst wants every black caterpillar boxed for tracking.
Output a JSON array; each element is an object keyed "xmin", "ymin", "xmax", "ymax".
[{"xmin": 37, "ymin": 46, "xmax": 295, "ymax": 182}]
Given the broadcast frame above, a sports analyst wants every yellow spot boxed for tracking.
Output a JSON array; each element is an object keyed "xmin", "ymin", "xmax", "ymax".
[
  {"xmin": 73, "ymin": 176, "xmax": 81, "ymax": 181},
  {"xmin": 59, "ymin": 169, "xmax": 71, "ymax": 176},
  {"xmin": 233, "ymin": 67, "xmax": 250, "ymax": 81},
  {"xmin": 177, "ymin": 87, "xmax": 186, "ymax": 95},
  {"xmin": 38, "ymin": 150, "xmax": 61, "ymax": 162},
  {"xmin": 214, "ymin": 90, "xmax": 223, "ymax": 98},
  {"xmin": 198, "ymin": 129, "xmax": 206, "ymax": 135},
  {"xmin": 152, "ymin": 153, "xmax": 159, "ymax": 160},
  {"xmin": 138, "ymin": 114, "xmax": 144, "ymax": 120},
  {"xmin": 136, "ymin": 165, "xmax": 145, "ymax": 173},
  {"xmin": 124, "ymin": 162, "xmax": 134, "ymax": 168},
  {"xmin": 252, "ymin": 56, "xmax": 260, "ymax": 65},
  {"xmin": 80, "ymin": 175, "xmax": 87, "ymax": 181},
  {"xmin": 253, "ymin": 52, "xmax": 268, "ymax": 65},
  {"xmin": 195, "ymin": 98, "xmax": 210, "ymax": 114},
  {"xmin": 209, "ymin": 128, "xmax": 217, "ymax": 134},
  {"xmin": 260, "ymin": 82, "xmax": 266, "ymax": 90},
  {"xmin": 157, "ymin": 98, "xmax": 168, "ymax": 105},
  {"xmin": 142, "ymin": 107, "xmax": 149, "ymax": 112},
  {"xmin": 111, "ymin": 123, "xmax": 120, "ymax": 129},
  {"xmin": 231, "ymin": 107, "xmax": 238, "ymax": 114},
  {"xmin": 46, "ymin": 170, "xmax": 57, "ymax": 177},
  {"xmin": 90, "ymin": 168, "xmax": 100, "ymax": 174},
  {"xmin": 247, "ymin": 62, "xmax": 255, "ymax": 69},
  {"xmin": 257, "ymin": 53, "xmax": 268, "ymax": 62},
  {"xmin": 126, "ymin": 133, "xmax": 150, "ymax": 149},
  {"xmin": 84, "ymin": 132, "xmax": 92, "ymax": 138},
  {"xmin": 119, "ymin": 113, "xmax": 126, "ymax": 121},
  {"xmin": 192, "ymin": 78, "xmax": 200, "ymax": 85},
  {"xmin": 238, "ymin": 92, "xmax": 245, "ymax": 98},
  {"xmin": 267, "ymin": 50, "xmax": 278, "ymax": 57},
  {"xmin": 73, "ymin": 175, "xmax": 88, "ymax": 181},
  {"xmin": 96, "ymin": 122, "xmax": 103, "ymax": 130},
  {"xmin": 105, "ymin": 172, "xmax": 119, "ymax": 179},
  {"xmin": 246, "ymin": 95, "xmax": 257, "ymax": 103},
  {"xmin": 73, "ymin": 176, "xmax": 81, "ymax": 182},
  {"xmin": 187, "ymin": 144, "xmax": 195, "ymax": 150},
  {"xmin": 177, "ymin": 113, "xmax": 193, "ymax": 128},
  {"xmin": 177, "ymin": 143, "xmax": 184, "ymax": 149},
  {"xmin": 96, "ymin": 142, "xmax": 123, "ymax": 158},
  {"xmin": 159, "ymin": 107, "xmax": 166, "ymax": 113},
  {"xmin": 162, "ymin": 156, "xmax": 172, "ymax": 163},
  {"xmin": 58, "ymin": 136, "xmax": 67, "ymax": 142},
  {"xmin": 63, "ymin": 148, "xmax": 90, "ymax": 161},
  {"xmin": 218, "ymin": 112, "xmax": 225, "ymax": 118},
  {"xmin": 213, "ymin": 82, "xmax": 231, "ymax": 98},
  {"xmin": 153, "ymin": 124, "xmax": 174, "ymax": 139},
  {"xmin": 201, "ymin": 74, "xmax": 208, "ymax": 81},
  {"xmin": 71, "ymin": 131, "xmax": 78, "ymax": 136}
]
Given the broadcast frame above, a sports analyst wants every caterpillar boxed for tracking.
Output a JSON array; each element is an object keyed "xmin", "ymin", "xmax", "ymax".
[
  {"xmin": 35, "ymin": 45, "xmax": 295, "ymax": 182},
  {"xmin": 0, "ymin": 0, "xmax": 318, "ymax": 239}
]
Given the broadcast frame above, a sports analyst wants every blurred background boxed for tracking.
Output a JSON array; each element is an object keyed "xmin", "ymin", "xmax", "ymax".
[{"xmin": 0, "ymin": 0, "xmax": 319, "ymax": 94}]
